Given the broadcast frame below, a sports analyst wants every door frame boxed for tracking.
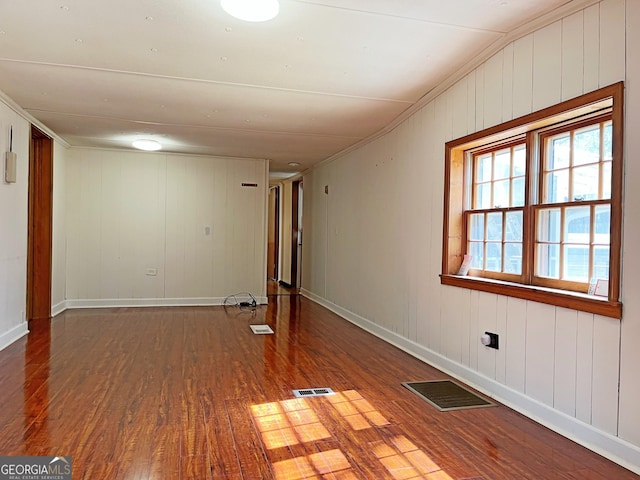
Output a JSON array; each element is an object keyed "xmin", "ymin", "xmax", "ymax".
[
  {"xmin": 26, "ymin": 126, "xmax": 53, "ymax": 321},
  {"xmin": 290, "ymin": 180, "xmax": 302, "ymax": 288}
]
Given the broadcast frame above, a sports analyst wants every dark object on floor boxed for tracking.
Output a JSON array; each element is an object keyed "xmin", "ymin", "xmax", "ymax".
[{"xmin": 402, "ymin": 379, "xmax": 496, "ymax": 411}]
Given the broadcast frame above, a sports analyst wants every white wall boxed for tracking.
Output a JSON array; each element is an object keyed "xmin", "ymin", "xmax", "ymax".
[
  {"xmin": 302, "ymin": 0, "xmax": 640, "ymax": 472},
  {"xmin": 0, "ymin": 98, "xmax": 29, "ymax": 350},
  {"xmin": 51, "ymin": 141, "xmax": 68, "ymax": 316},
  {"xmin": 65, "ymin": 148, "xmax": 268, "ymax": 306}
]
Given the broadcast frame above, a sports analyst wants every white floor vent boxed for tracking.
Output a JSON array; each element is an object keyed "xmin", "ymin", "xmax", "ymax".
[
  {"xmin": 292, "ymin": 387, "xmax": 335, "ymax": 398},
  {"xmin": 250, "ymin": 324, "xmax": 274, "ymax": 334}
]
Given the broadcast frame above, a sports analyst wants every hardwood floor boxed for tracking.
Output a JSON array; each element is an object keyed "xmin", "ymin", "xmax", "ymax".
[{"xmin": 0, "ymin": 296, "xmax": 637, "ymax": 479}]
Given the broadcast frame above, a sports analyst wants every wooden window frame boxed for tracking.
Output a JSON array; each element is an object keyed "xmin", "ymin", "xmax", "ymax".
[{"xmin": 441, "ymin": 82, "xmax": 623, "ymax": 319}]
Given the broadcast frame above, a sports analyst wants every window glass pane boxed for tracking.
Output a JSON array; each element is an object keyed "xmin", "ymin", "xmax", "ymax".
[
  {"xmin": 603, "ymin": 122, "xmax": 613, "ymax": 161},
  {"xmin": 505, "ymin": 211, "xmax": 523, "ymax": 241},
  {"xmin": 574, "ymin": 125, "xmax": 600, "ymax": 166},
  {"xmin": 494, "ymin": 149, "xmax": 511, "ymax": 180},
  {"xmin": 593, "ymin": 246, "xmax": 610, "ymax": 279},
  {"xmin": 545, "ymin": 169, "xmax": 569, "ymax": 203},
  {"xmin": 549, "ymin": 134, "xmax": 570, "ymax": 170},
  {"xmin": 505, "ymin": 243, "xmax": 522, "ymax": 274},
  {"xmin": 537, "ymin": 208, "xmax": 561, "ymax": 243},
  {"xmin": 572, "ymin": 164, "xmax": 599, "ymax": 201},
  {"xmin": 594, "ymin": 204, "xmax": 610, "ymax": 243},
  {"xmin": 512, "ymin": 177, "xmax": 525, "ymax": 207},
  {"xmin": 486, "ymin": 243, "xmax": 502, "ymax": 272},
  {"xmin": 475, "ymin": 183, "xmax": 491, "ymax": 209},
  {"xmin": 469, "ymin": 242, "xmax": 484, "ymax": 269},
  {"xmin": 602, "ymin": 162, "xmax": 611, "ymax": 199},
  {"xmin": 469, "ymin": 214, "xmax": 485, "ymax": 241},
  {"xmin": 564, "ymin": 206, "xmax": 590, "ymax": 244},
  {"xmin": 513, "ymin": 145, "xmax": 526, "ymax": 176},
  {"xmin": 537, "ymin": 244, "xmax": 560, "ymax": 278},
  {"xmin": 486, "ymin": 212, "xmax": 503, "ymax": 241},
  {"xmin": 493, "ymin": 180, "xmax": 510, "ymax": 208},
  {"xmin": 477, "ymin": 154, "xmax": 492, "ymax": 182},
  {"xmin": 564, "ymin": 245, "xmax": 589, "ymax": 282}
]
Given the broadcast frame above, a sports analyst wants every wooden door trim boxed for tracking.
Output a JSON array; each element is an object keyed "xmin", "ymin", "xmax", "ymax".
[{"xmin": 27, "ymin": 126, "xmax": 53, "ymax": 321}]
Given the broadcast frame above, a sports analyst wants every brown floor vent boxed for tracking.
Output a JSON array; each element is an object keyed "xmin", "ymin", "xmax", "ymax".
[{"xmin": 402, "ymin": 380, "xmax": 496, "ymax": 412}]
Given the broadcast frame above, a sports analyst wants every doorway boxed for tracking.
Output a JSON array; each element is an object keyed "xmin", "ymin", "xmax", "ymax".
[
  {"xmin": 267, "ymin": 185, "xmax": 280, "ymax": 281},
  {"xmin": 291, "ymin": 180, "xmax": 303, "ymax": 289},
  {"xmin": 26, "ymin": 126, "xmax": 53, "ymax": 321}
]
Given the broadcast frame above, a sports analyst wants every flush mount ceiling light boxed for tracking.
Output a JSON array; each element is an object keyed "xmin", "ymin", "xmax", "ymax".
[
  {"xmin": 132, "ymin": 139, "xmax": 162, "ymax": 151},
  {"xmin": 220, "ymin": 0, "xmax": 279, "ymax": 22}
]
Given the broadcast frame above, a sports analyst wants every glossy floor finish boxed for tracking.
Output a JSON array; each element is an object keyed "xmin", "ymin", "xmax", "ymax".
[{"xmin": 0, "ymin": 296, "xmax": 637, "ymax": 479}]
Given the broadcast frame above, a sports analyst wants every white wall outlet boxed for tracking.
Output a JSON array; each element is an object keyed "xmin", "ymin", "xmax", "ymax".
[
  {"xmin": 204, "ymin": 226, "xmax": 211, "ymax": 236},
  {"xmin": 145, "ymin": 268, "xmax": 157, "ymax": 276}
]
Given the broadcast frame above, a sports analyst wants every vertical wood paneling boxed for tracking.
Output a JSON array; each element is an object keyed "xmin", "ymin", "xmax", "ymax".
[
  {"xmin": 553, "ymin": 308, "xmax": 578, "ymax": 416},
  {"xmin": 525, "ymin": 302, "xmax": 556, "ymax": 406},
  {"xmin": 495, "ymin": 295, "xmax": 508, "ymax": 385},
  {"xmin": 505, "ymin": 298, "xmax": 527, "ymax": 393},
  {"xmin": 512, "ymin": 34, "xmax": 534, "ymax": 117},
  {"xmin": 501, "ymin": 43, "xmax": 514, "ymax": 122},
  {"xmin": 583, "ymin": 4, "xmax": 600, "ymax": 92},
  {"xmin": 591, "ymin": 315, "xmax": 620, "ymax": 435},
  {"xmin": 466, "ymin": 71, "xmax": 477, "ymax": 134},
  {"xmin": 477, "ymin": 293, "xmax": 498, "ymax": 379},
  {"xmin": 575, "ymin": 311, "xmax": 594, "ymax": 424},
  {"xmin": 99, "ymin": 155, "xmax": 122, "ymax": 299},
  {"xmin": 451, "ymin": 79, "xmax": 468, "ymax": 139},
  {"xmin": 562, "ymin": 11, "xmax": 585, "ymax": 100},
  {"xmin": 599, "ymin": 0, "xmax": 625, "ymax": 87},
  {"xmin": 483, "ymin": 51, "xmax": 504, "ymax": 128},
  {"xmin": 475, "ymin": 64, "xmax": 485, "ymax": 131},
  {"xmin": 468, "ymin": 290, "xmax": 480, "ymax": 371},
  {"xmin": 618, "ymin": 0, "xmax": 640, "ymax": 447},
  {"xmin": 532, "ymin": 22, "xmax": 563, "ymax": 111}
]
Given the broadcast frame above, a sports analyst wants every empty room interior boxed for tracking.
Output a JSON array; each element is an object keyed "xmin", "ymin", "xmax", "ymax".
[{"xmin": 0, "ymin": 0, "xmax": 639, "ymax": 478}]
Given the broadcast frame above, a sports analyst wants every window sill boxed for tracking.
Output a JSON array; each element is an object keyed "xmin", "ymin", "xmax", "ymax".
[{"xmin": 440, "ymin": 274, "xmax": 622, "ymax": 319}]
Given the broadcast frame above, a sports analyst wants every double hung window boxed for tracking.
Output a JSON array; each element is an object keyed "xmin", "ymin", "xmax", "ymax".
[{"xmin": 442, "ymin": 83, "xmax": 623, "ymax": 318}]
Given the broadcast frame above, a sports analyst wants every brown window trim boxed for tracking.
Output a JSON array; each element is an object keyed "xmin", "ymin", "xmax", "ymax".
[{"xmin": 442, "ymin": 82, "xmax": 623, "ymax": 319}]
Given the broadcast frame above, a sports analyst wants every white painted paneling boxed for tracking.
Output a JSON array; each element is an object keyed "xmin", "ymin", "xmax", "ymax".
[
  {"xmin": 477, "ymin": 293, "xmax": 498, "ymax": 379},
  {"xmin": 66, "ymin": 149, "xmax": 266, "ymax": 303},
  {"xmin": 495, "ymin": 295, "xmax": 508, "ymax": 385},
  {"xmin": 501, "ymin": 43, "xmax": 514, "ymax": 123},
  {"xmin": 512, "ymin": 34, "xmax": 534, "ymax": 118},
  {"xmin": 553, "ymin": 308, "xmax": 578, "ymax": 416},
  {"xmin": 505, "ymin": 298, "xmax": 527, "ymax": 393},
  {"xmin": 599, "ymin": 0, "xmax": 625, "ymax": 87},
  {"xmin": 468, "ymin": 290, "xmax": 480, "ymax": 371},
  {"xmin": 561, "ymin": 11, "xmax": 585, "ymax": 100},
  {"xmin": 618, "ymin": 0, "xmax": 640, "ymax": 447},
  {"xmin": 475, "ymin": 63, "xmax": 485, "ymax": 132},
  {"xmin": 51, "ymin": 141, "xmax": 67, "ymax": 311},
  {"xmin": 583, "ymin": 4, "xmax": 600, "ymax": 92},
  {"xmin": 575, "ymin": 311, "xmax": 594, "ymax": 424},
  {"xmin": 451, "ymin": 79, "xmax": 468, "ymax": 140},
  {"xmin": 466, "ymin": 71, "xmax": 477, "ymax": 134},
  {"xmin": 532, "ymin": 22, "xmax": 563, "ymax": 111},
  {"xmin": 0, "ymin": 98, "xmax": 29, "ymax": 347},
  {"xmin": 591, "ymin": 315, "xmax": 620, "ymax": 436},
  {"xmin": 525, "ymin": 302, "xmax": 556, "ymax": 406},
  {"xmin": 483, "ymin": 51, "xmax": 504, "ymax": 128}
]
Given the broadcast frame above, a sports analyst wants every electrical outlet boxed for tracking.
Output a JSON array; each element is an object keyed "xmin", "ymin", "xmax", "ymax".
[
  {"xmin": 145, "ymin": 268, "xmax": 157, "ymax": 276},
  {"xmin": 481, "ymin": 331, "xmax": 499, "ymax": 349}
]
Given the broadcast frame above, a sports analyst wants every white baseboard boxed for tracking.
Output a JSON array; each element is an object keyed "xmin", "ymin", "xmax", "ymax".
[
  {"xmin": 0, "ymin": 322, "xmax": 29, "ymax": 352},
  {"xmin": 51, "ymin": 300, "xmax": 67, "ymax": 317},
  {"xmin": 62, "ymin": 296, "xmax": 269, "ymax": 310},
  {"xmin": 300, "ymin": 288, "xmax": 640, "ymax": 475}
]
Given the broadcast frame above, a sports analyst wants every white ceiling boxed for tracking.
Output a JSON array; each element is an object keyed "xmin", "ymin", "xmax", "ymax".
[{"xmin": 0, "ymin": 0, "xmax": 574, "ymax": 177}]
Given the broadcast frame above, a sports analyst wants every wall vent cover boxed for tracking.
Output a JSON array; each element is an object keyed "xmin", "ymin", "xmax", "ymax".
[
  {"xmin": 250, "ymin": 324, "xmax": 274, "ymax": 334},
  {"xmin": 402, "ymin": 380, "xmax": 496, "ymax": 411},
  {"xmin": 292, "ymin": 387, "xmax": 335, "ymax": 398}
]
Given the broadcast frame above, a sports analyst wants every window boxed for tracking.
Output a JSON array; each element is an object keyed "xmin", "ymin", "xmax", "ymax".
[{"xmin": 442, "ymin": 83, "xmax": 623, "ymax": 319}]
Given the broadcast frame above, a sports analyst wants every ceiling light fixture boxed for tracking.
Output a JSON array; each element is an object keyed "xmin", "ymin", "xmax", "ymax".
[
  {"xmin": 220, "ymin": 0, "xmax": 279, "ymax": 22},
  {"xmin": 288, "ymin": 162, "xmax": 301, "ymax": 167},
  {"xmin": 133, "ymin": 139, "xmax": 162, "ymax": 151}
]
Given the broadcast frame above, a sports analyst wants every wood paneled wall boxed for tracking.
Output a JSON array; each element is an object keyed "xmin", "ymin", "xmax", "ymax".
[
  {"xmin": 302, "ymin": 0, "xmax": 639, "ymax": 468},
  {"xmin": 65, "ymin": 149, "xmax": 268, "ymax": 304}
]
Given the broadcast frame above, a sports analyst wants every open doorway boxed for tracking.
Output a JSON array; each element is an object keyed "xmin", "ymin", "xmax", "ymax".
[
  {"xmin": 291, "ymin": 180, "xmax": 303, "ymax": 289},
  {"xmin": 26, "ymin": 126, "xmax": 53, "ymax": 322},
  {"xmin": 267, "ymin": 185, "xmax": 280, "ymax": 281}
]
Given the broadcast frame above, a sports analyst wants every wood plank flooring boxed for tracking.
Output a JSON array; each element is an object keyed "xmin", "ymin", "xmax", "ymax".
[{"xmin": 0, "ymin": 295, "xmax": 637, "ymax": 479}]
